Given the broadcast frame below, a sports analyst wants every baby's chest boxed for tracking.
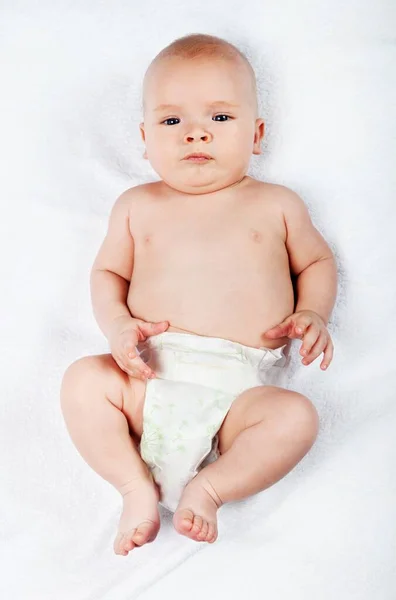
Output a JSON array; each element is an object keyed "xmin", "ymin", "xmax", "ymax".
[{"xmin": 134, "ymin": 217, "xmax": 282, "ymax": 270}]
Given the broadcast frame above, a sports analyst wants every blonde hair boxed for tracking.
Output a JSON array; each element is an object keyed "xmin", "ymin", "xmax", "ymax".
[{"xmin": 154, "ymin": 33, "xmax": 250, "ymax": 64}]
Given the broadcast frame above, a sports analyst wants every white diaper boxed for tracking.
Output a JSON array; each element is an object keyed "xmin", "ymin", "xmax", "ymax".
[{"xmin": 137, "ymin": 332, "xmax": 288, "ymax": 512}]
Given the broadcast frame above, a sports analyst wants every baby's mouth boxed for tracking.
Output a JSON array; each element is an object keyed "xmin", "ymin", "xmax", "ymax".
[
  {"xmin": 185, "ymin": 157, "xmax": 211, "ymax": 163},
  {"xmin": 183, "ymin": 152, "xmax": 213, "ymax": 162}
]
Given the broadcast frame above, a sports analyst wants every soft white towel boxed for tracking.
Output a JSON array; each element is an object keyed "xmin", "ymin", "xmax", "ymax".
[{"xmin": 1, "ymin": 1, "xmax": 395, "ymax": 599}]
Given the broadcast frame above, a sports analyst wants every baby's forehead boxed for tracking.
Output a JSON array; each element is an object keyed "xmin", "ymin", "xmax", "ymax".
[
  {"xmin": 146, "ymin": 55, "xmax": 251, "ymax": 86},
  {"xmin": 142, "ymin": 56, "xmax": 257, "ymax": 116},
  {"xmin": 146, "ymin": 59, "xmax": 250, "ymax": 95}
]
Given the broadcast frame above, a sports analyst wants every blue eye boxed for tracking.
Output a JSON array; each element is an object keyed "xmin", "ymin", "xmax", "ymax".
[{"xmin": 163, "ymin": 118, "xmax": 180, "ymax": 126}]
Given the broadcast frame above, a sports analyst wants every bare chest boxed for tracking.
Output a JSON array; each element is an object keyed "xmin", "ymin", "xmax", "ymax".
[{"xmin": 130, "ymin": 203, "xmax": 285, "ymax": 273}]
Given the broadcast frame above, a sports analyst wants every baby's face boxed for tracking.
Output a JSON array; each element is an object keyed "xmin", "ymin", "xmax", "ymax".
[{"xmin": 140, "ymin": 57, "xmax": 264, "ymax": 195}]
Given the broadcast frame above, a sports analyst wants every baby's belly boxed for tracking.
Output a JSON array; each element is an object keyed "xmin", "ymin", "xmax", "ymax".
[{"xmin": 128, "ymin": 269, "xmax": 294, "ymax": 350}]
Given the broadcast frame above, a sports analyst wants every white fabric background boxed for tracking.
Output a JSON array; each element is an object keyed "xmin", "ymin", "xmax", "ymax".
[{"xmin": 0, "ymin": 1, "xmax": 395, "ymax": 599}]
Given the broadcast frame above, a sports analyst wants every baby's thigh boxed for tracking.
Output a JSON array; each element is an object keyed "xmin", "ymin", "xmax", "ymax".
[
  {"xmin": 217, "ymin": 385, "xmax": 314, "ymax": 455},
  {"xmin": 62, "ymin": 353, "xmax": 147, "ymax": 439}
]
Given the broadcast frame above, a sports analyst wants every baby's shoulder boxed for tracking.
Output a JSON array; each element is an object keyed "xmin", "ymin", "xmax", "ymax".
[
  {"xmin": 120, "ymin": 181, "xmax": 161, "ymax": 203},
  {"xmin": 252, "ymin": 180, "xmax": 306, "ymax": 214},
  {"xmin": 251, "ymin": 179, "xmax": 298, "ymax": 199},
  {"xmin": 114, "ymin": 182, "xmax": 164, "ymax": 218}
]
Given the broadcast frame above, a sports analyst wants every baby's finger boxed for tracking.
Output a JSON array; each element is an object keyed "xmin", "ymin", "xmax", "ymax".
[
  {"xmin": 114, "ymin": 357, "xmax": 145, "ymax": 380},
  {"xmin": 302, "ymin": 333, "xmax": 327, "ymax": 365},
  {"xmin": 299, "ymin": 325, "xmax": 319, "ymax": 356},
  {"xmin": 124, "ymin": 365, "xmax": 153, "ymax": 380},
  {"xmin": 127, "ymin": 353, "xmax": 155, "ymax": 379},
  {"xmin": 320, "ymin": 338, "xmax": 334, "ymax": 371},
  {"xmin": 124, "ymin": 367, "xmax": 144, "ymax": 380},
  {"xmin": 294, "ymin": 316, "xmax": 313, "ymax": 337},
  {"xmin": 125, "ymin": 343, "xmax": 139, "ymax": 359}
]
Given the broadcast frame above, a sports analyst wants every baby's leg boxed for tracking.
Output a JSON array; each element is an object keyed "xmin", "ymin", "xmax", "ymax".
[
  {"xmin": 174, "ymin": 385, "xmax": 319, "ymax": 542},
  {"xmin": 60, "ymin": 354, "xmax": 158, "ymax": 556}
]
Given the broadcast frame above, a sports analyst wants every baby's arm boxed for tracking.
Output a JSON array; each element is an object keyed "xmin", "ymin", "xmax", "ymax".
[
  {"xmin": 280, "ymin": 187, "xmax": 338, "ymax": 325},
  {"xmin": 90, "ymin": 191, "xmax": 135, "ymax": 340},
  {"xmin": 90, "ymin": 188, "xmax": 169, "ymax": 379}
]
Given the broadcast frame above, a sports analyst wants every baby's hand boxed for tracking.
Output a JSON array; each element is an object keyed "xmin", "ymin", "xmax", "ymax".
[
  {"xmin": 109, "ymin": 316, "xmax": 169, "ymax": 380},
  {"xmin": 263, "ymin": 310, "xmax": 334, "ymax": 370}
]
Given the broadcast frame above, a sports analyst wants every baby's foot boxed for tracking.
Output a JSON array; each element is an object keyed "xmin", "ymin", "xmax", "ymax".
[
  {"xmin": 114, "ymin": 474, "xmax": 160, "ymax": 556},
  {"xmin": 173, "ymin": 473, "xmax": 222, "ymax": 543}
]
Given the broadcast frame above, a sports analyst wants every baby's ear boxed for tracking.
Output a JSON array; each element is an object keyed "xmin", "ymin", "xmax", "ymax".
[
  {"xmin": 139, "ymin": 123, "xmax": 148, "ymax": 159},
  {"xmin": 139, "ymin": 122, "xmax": 146, "ymax": 142},
  {"xmin": 253, "ymin": 119, "xmax": 265, "ymax": 155}
]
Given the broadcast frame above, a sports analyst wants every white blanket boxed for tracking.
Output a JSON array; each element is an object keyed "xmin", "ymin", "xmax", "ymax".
[{"xmin": 1, "ymin": 2, "xmax": 395, "ymax": 598}]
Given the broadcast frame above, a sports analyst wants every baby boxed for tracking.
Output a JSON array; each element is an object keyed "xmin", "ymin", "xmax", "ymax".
[{"xmin": 60, "ymin": 33, "xmax": 337, "ymax": 557}]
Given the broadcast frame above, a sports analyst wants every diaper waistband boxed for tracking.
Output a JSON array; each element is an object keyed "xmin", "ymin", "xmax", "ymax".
[{"xmin": 139, "ymin": 331, "xmax": 288, "ymax": 367}]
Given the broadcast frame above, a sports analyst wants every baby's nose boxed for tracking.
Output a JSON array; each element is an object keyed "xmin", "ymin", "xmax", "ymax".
[{"xmin": 184, "ymin": 131, "xmax": 212, "ymax": 143}]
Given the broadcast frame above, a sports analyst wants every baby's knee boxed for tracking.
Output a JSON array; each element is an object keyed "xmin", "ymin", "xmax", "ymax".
[
  {"xmin": 60, "ymin": 355, "xmax": 113, "ymax": 406},
  {"xmin": 288, "ymin": 392, "xmax": 319, "ymax": 442},
  {"xmin": 60, "ymin": 354, "xmax": 143, "ymax": 424},
  {"xmin": 62, "ymin": 355, "xmax": 101, "ymax": 388}
]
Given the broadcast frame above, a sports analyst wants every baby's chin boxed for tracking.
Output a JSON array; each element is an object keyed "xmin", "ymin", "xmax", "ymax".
[{"xmin": 161, "ymin": 168, "xmax": 244, "ymax": 196}]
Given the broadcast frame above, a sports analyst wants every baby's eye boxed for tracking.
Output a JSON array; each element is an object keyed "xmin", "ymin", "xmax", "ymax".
[
  {"xmin": 213, "ymin": 114, "xmax": 231, "ymax": 122},
  {"xmin": 162, "ymin": 118, "xmax": 180, "ymax": 126}
]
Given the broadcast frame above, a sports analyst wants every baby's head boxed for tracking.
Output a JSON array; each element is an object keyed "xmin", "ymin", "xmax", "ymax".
[{"xmin": 140, "ymin": 34, "xmax": 264, "ymax": 195}]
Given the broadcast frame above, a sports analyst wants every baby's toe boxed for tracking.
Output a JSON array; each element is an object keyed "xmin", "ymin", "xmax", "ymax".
[
  {"xmin": 132, "ymin": 521, "xmax": 157, "ymax": 546},
  {"xmin": 207, "ymin": 522, "xmax": 218, "ymax": 543},
  {"xmin": 173, "ymin": 509, "xmax": 194, "ymax": 534},
  {"xmin": 122, "ymin": 529, "xmax": 137, "ymax": 553},
  {"xmin": 191, "ymin": 515, "xmax": 203, "ymax": 535},
  {"xmin": 197, "ymin": 519, "xmax": 209, "ymax": 541},
  {"xmin": 114, "ymin": 532, "xmax": 129, "ymax": 556}
]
